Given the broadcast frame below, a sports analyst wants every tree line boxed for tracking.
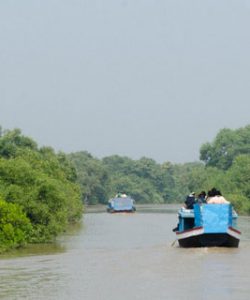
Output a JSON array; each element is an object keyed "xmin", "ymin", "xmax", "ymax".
[{"xmin": 0, "ymin": 124, "xmax": 250, "ymax": 252}]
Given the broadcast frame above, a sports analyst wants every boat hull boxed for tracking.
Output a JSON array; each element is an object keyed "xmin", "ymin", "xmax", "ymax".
[
  {"xmin": 107, "ymin": 208, "xmax": 136, "ymax": 213},
  {"xmin": 177, "ymin": 227, "xmax": 240, "ymax": 248}
]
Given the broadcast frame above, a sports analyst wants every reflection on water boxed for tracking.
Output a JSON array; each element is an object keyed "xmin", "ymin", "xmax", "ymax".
[
  {"xmin": 1, "ymin": 243, "xmax": 66, "ymax": 259},
  {"xmin": 0, "ymin": 205, "xmax": 249, "ymax": 300}
]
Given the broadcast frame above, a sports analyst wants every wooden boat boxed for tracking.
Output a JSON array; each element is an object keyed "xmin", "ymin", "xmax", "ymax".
[
  {"xmin": 174, "ymin": 203, "xmax": 241, "ymax": 247},
  {"xmin": 107, "ymin": 195, "xmax": 136, "ymax": 213}
]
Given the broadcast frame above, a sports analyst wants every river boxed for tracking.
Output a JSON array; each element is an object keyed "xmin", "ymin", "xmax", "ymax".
[{"xmin": 0, "ymin": 205, "xmax": 249, "ymax": 300}]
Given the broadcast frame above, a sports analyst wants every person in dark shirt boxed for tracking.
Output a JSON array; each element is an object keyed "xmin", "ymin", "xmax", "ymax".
[
  {"xmin": 184, "ymin": 192, "xmax": 196, "ymax": 209},
  {"xmin": 197, "ymin": 191, "xmax": 207, "ymax": 204},
  {"xmin": 172, "ymin": 192, "xmax": 196, "ymax": 232}
]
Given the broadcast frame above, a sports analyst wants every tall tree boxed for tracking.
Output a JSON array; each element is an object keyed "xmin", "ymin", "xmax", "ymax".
[{"xmin": 200, "ymin": 125, "xmax": 250, "ymax": 170}]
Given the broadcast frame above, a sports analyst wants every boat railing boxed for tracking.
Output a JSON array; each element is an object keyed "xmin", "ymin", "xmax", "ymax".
[{"xmin": 178, "ymin": 207, "xmax": 194, "ymax": 218}]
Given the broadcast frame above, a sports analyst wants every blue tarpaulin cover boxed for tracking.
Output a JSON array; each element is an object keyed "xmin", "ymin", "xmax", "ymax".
[
  {"xmin": 194, "ymin": 204, "xmax": 232, "ymax": 233},
  {"xmin": 112, "ymin": 197, "xmax": 134, "ymax": 211}
]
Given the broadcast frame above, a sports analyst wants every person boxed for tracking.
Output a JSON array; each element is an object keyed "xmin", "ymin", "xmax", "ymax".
[
  {"xmin": 206, "ymin": 188, "xmax": 229, "ymax": 204},
  {"xmin": 172, "ymin": 192, "xmax": 196, "ymax": 232},
  {"xmin": 184, "ymin": 192, "xmax": 196, "ymax": 209},
  {"xmin": 173, "ymin": 192, "xmax": 196, "ymax": 232},
  {"xmin": 197, "ymin": 191, "xmax": 207, "ymax": 204}
]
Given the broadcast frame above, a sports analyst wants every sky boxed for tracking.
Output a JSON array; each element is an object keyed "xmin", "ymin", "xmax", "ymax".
[{"xmin": 0, "ymin": 0, "xmax": 250, "ymax": 164}]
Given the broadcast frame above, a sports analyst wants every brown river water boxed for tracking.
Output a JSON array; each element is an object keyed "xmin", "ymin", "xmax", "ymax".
[{"xmin": 0, "ymin": 204, "xmax": 250, "ymax": 300}]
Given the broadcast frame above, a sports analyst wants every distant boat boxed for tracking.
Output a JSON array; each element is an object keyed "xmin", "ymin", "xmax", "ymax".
[
  {"xmin": 107, "ymin": 195, "xmax": 136, "ymax": 213},
  {"xmin": 174, "ymin": 204, "xmax": 241, "ymax": 247}
]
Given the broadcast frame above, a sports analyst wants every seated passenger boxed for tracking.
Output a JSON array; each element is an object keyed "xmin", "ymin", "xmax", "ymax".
[
  {"xmin": 197, "ymin": 191, "xmax": 207, "ymax": 204},
  {"xmin": 206, "ymin": 188, "xmax": 229, "ymax": 204},
  {"xmin": 184, "ymin": 192, "xmax": 196, "ymax": 209}
]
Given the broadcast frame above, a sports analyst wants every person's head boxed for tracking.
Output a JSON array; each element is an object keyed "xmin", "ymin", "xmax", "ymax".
[
  {"xmin": 198, "ymin": 192, "xmax": 205, "ymax": 198},
  {"xmin": 211, "ymin": 187, "xmax": 223, "ymax": 196},
  {"xmin": 210, "ymin": 187, "xmax": 221, "ymax": 197},
  {"xmin": 207, "ymin": 190, "xmax": 214, "ymax": 197}
]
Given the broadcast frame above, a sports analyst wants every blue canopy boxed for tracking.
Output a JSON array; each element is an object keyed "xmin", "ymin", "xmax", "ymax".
[{"xmin": 112, "ymin": 197, "xmax": 134, "ymax": 211}]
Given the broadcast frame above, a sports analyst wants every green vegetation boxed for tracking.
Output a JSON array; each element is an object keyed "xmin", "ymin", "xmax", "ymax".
[
  {"xmin": 0, "ymin": 128, "xmax": 83, "ymax": 252},
  {"xmin": 1, "ymin": 123, "xmax": 250, "ymax": 252},
  {"xmin": 0, "ymin": 198, "xmax": 32, "ymax": 253}
]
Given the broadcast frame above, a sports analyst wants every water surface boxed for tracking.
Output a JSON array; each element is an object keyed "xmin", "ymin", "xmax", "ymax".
[{"xmin": 0, "ymin": 205, "xmax": 249, "ymax": 300}]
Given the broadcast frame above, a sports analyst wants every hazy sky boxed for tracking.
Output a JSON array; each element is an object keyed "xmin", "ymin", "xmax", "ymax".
[{"xmin": 1, "ymin": 1, "xmax": 250, "ymax": 163}]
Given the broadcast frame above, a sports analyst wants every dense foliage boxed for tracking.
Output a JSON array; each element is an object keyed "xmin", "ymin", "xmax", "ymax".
[
  {"xmin": 0, "ymin": 128, "xmax": 83, "ymax": 252},
  {"xmin": 69, "ymin": 153, "xmax": 208, "ymax": 205},
  {"xmin": 69, "ymin": 151, "xmax": 110, "ymax": 205},
  {"xmin": 69, "ymin": 153, "xmax": 179, "ymax": 204},
  {"xmin": 200, "ymin": 125, "xmax": 250, "ymax": 170},
  {"xmin": 0, "ymin": 198, "xmax": 32, "ymax": 252}
]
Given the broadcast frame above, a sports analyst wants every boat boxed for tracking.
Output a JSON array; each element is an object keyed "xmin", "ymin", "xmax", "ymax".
[
  {"xmin": 107, "ymin": 195, "xmax": 136, "ymax": 213},
  {"xmin": 174, "ymin": 203, "xmax": 241, "ymax": 247}
]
